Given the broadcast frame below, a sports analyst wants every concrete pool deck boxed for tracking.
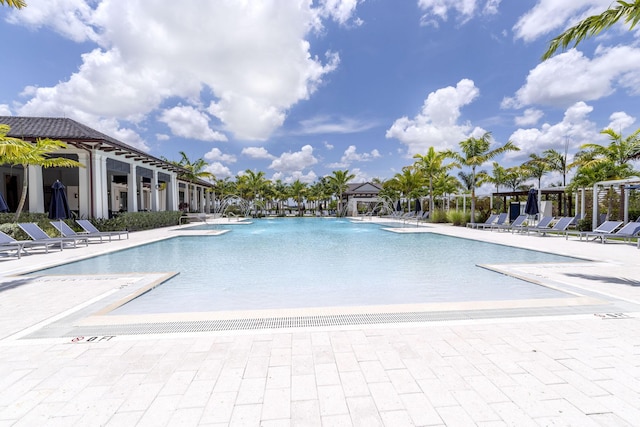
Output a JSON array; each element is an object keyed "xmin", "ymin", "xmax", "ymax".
[{"xmin": 0, "ymin": 218, "xmax": 639, "ymax": 425}]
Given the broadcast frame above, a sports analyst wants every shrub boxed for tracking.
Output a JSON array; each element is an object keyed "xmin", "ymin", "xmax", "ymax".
[
  {"xmin": 431, "ymin": 209, "xmax": 449, "ymax": 223},
  {"xmin": 91, "ymin": 211, "xmax": 183, "ymax": 232},
  {"xmin": 447, "ymin": 210, "xmax": 469, "ymax": 226}
]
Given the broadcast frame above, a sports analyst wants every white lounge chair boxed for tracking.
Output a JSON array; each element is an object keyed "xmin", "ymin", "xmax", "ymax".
[
  {"xmin": 18, "ymin": 223, "xmax": 89, "ymax": 248},
  {"xmin": 50, "ymin": 221, "xmax": 109, "ymax": 243}
]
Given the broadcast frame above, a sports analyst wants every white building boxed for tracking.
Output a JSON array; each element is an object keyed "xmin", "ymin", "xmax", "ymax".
[{"xmin": 1, "ymin": 116, "xmax": 213, "ymax": 218}]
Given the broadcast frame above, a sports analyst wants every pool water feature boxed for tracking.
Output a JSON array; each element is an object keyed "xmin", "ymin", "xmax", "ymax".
[{"xmin": 37, "ymin": 218, "xmax": 578, "ymax": 314}]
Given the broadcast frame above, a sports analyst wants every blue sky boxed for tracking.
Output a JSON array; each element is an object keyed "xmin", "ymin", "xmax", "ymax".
[{"xmin": 1, "ymin": 0, "xmax": 639, "ymax": 189}]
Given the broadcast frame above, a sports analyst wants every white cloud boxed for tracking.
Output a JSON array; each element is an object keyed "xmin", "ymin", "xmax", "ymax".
[
  {"xmin": 513, "ymin": 0, "xmax": 613, "ymax": 43},
  {"xmin": 502, "ymin": 46, "xmax": 640, "ymax": 109},
  {"xmin": 6, "ymin": 0, "xmax": 98, "ymax": 43},
  {"xmin": 417, "ymin": 0, "xmax": 500, "ymax": 26},
  {"xmin": 158, "ymin": 106, "xmax": 227, "ymax": 142},
  {"xmin": 9, "ymin": 1, "xmax": 347, "ymax": 143},
  {"xmin": 271, "ymin": 170, "xmax": 318, "ymax": 184},
  {"xmin": 607, "ymin": 111, "xmax": 635, "ymax": 132},
  {"xmin": 505, "ymin": 101, "xmax": 601, "ymax": 163},
  {"xmin": 241, "ymin": 146, "xmax": 275, "ymax": 160},
  {"xmin": 514, "ymin": 108, "xmax": 544, "ymax": 126},
  {"xmin": 342, "ymin": 145, "xmax": 381, "ymax": 162},
  {"xmin": 386, "ymin": 79, "xmax": 480, "ymax": 155},
  {"xmin": 323, "ymin": 141, "xmax": 334, "ymax": 150},
  {"xmin": 0, "ymin": 104, "xmax": 11, "ymax": 115},
  {"xmin": 206, "ymin": 162, "xmax": 233, "ymax": 179},
  {"xmin": 156, "ymin": 133, "xmax": 169, "ymax": 141},
  {"xmin": 204, "ymin": 147, "xmax": 236, "ymax": 163},
  {"xmin": 268, "ymin": 145, "xmax": 318, "ymax": 173},
  {"xmin": 318, "ymin": 0, "xmax": 363, "ymax": 26}
]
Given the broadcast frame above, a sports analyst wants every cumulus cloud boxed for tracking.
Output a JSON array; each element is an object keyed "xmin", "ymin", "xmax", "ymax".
[
  {"xmin": 386, "ymin": 79, "xmax": 481, "ymax": 155},
  {"xmin": 418, "ymin": 0, "xmax": 500, "ymax": 26},
  {"xmin": 607, "ymin": 111, "xmax": 635, "ymax": 131},
  {"xmin": 0, "ymin": 104, "xmax": 11, "ymax": 115},
  {"xmin": 204, "ymin": 147, "xmax": 236, "ymax": 163},
  {"xmin": 513, "ymin": 0, "xmax": 613, "ymax": 43},
  {"xmin": 205, "ymin": 162, "xmax": 233, "ymax": 179},
  {"xmin": 504, "ymin": 101, "xmax": 601, "ymax": 163},
  {"xmin": 502, "ymin": 47, "xmax": 640, "ymax": 109},
  {"xmin": 326, "ymin": 145, "xmax": 380, "ymax": 168},
  {"xmin": 159, "ymin": 106, "xmax": 227, "ymax": 142},
  {"xmin": 514, "ymin": 108, "xmax": 544, "ymax": 126},
  {"xmin": 271, "ymin": 170, "xmax": 318, "ymax": 184},
  {"xmin": 9, "ymin": 1, "xmax": 348, "ymax": 146},
  {"xmin": 241, "ymin": 147, "xmax": 275, "ymax": 160},
  {"xmin": 318, "ymin": 0, "xmax": 363, "ymax": 26},
  {"xmin": 268, "ymin": 145, "xmax": 318, "ymax": 173}
]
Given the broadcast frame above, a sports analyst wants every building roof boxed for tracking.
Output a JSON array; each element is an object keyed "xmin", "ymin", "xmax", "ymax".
[
  {"xmin": 345, "ymin": 182, "xmax": 382, "ymax": 195},
  {"xmin": 0, "ymin": 116, "xmax": 213, "ymax": 187}
]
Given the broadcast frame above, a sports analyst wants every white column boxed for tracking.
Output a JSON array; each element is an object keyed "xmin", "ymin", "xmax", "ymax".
[
  {"xmin": 77, "ymin": 152, "xmax": 93, "ymax": 218},
  {"xmin": 169, "ymin": 175, "xmax": 178, "ymax": 210},
  {"xmin": 128, "ymin": 163, "xmax": 138, "ymax": 212},
  {"xmin": 200, "ymin": 186, "xmax": 206, "ymax": 213},
  {"xmin": 91, "ymin": 151, "xmax": 111, "ymax": 218},
  {"xmin": 28, "ymin": 165, "xmax": 44, "ymax": 213},
  {"xmin": 592, "ymin": 184, "xmax": 599, "ymax": 230},
  {"xmin": 151, "ymin": 170, "xmax": 158, "ymax": 211}
]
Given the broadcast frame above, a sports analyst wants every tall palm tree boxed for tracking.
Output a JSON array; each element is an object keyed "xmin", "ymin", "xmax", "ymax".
[
  {"xmin": 0, "ymin": 125, "xmax": 84, "ymax": 219},
  {"xmin": 289, "ymin": 180, "xmax": 307, "ymax": 216},
  {"xmin": 542, "ymin": 0, "xmax": 640, "ymax": 60},
  {"xmin": 485, "ymin": 162, "xmax": 510, "ymax": 211},
  {"xmin": 413, "ymin": 147, "xmax": 454, "ymax": 214},
  {"xmin": 522, "ymin": 153, "xmax": 549, "ymax": 189},
  {"xmin": 164, "ymin": 151, "xmax": 214, "ymax": 211},
  {"xmin": 387, "ymin": 166, "xmax": 422, "ymax": 212},
  {"xmin": 327, "ymin": 169, "xmax": 355, "ymax": 216},
  {"xmin": 242, "ymin": 169, "xmax": 268, "ymax": 215},
  {"xmin": 445, "ymin": 132, "xmax": 519, "ymax": 224}
]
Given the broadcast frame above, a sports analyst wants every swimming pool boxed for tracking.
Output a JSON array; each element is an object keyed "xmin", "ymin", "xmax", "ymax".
[{"xmin": 35, "ymin": 218, "xmax": 578, "ymax": 314}]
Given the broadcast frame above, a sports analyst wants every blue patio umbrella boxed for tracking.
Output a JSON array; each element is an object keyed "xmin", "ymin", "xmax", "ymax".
[
  {"xmin": 0, "ymin": 192, "xmax": 8, "ymax": 213},
  {"xmin": 49, "ymin": 181, "xmax": 71, "ymax": 236},
  {"xmin": 524, "ymin": 188, "xmax": 539, "ymax": 216}
]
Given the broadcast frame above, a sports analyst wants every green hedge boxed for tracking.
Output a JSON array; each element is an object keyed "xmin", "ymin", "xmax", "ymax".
[{"xmin": 0, "ymin": 211, "xmax": 183, "ymax": 238}]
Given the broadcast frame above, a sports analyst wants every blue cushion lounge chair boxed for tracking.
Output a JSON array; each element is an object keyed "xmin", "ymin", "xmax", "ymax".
[
  {"xmin": 534, "ymin": 216, "xmax": 574, "ymax": 237},
  {"xmin": 582, "ymin": 221, "xmax": 640, "ymax": 244},
  {"xmin": 477, "ymin": 213, "xmax": 508, "ymax": 230},
  {"xmin": 50, "ymin": 221, "xmax": 109, "ymax": 243},
  {"xmin": 570, "ymin": 220, "xmax": 623, "ymax": 241},
  {"xmin": 524, "ymin": 216, "xmax": 554, "ymax": 234},
  {"xmin": 0, "ymin": 230, "xmax": 62, "ymax": 258},
  {"xmin": 493, "ymin": 214, "xmax": 527, "ymax": 232},
  {"xmin": 76, "ymin": 220, "xmax": 129, "ymax": 240},
  {"xmin": 467, "ymin": 213, "xmax": 498, "ymax": 229},
  {"xmin": 18, "ymin": 223, "xmax": 89, "ymax": 248}
]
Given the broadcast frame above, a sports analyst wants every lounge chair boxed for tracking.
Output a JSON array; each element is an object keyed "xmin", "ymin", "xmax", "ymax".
[
  {"xmin": 581, "ymin": 221, "xmax": 639, "ymax": 243},
  {"xmin": 534, "ymin": 216, "xmax": 574, "ymax": 237},
  {"xmin": 477, "ymin": 213, "xmax": 508, "ymax": 230},
  {"xmin": 0, "ymin": 230, "xmax": 61, "ymax": 258},
  {"xmin": 76, "ymin": 219, "xmax": 129, "ymax": 240},
  {"xmin": 18, "ymin": 223, "xmax": 89, "ymax": 248},
  {"xmin": 50, "ymin": 221, "xmax": 109, "ymax": 243},
  {"xmin": 467, "ymin": 213, "xmax": 498, "ymax": 229},
  {"xmin": 571, "ymin": 220, "xmax": 623, "ymax": 241},
  {"xmin": 524, "ymin": 216, "xmax": 554, "ymax": 234},
  {"xmin": 493, "ymin": 214, "xmax": 527, "ymax": 232}
]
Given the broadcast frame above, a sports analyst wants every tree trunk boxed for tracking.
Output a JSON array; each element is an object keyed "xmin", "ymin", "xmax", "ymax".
[{"xmin": 14, "ymin": 165, "xmax": 28, "ymax": 221}]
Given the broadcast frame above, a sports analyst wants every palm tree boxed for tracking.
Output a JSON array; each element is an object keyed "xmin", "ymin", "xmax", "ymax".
[
  {"xmin": 327, "ymin": 169, "xmax": 355, "ymax": 216},
  {"xmin": 0, "ymin": 0, "xmax": 26, "ymax": 8},
  {"xmin": 164, "ymin": 151, "xmax": 214, "ymax": 211},
  {"xmin": 413, "ymin": 147, "xmax": 455, "ymax": 214},
  {"xmin": 445, "ymin": 132, "xmax": 519, "ymax": 224},
  {"xmin": 0, "ymin": 126, "xmax": 84, "ymax": 220},
  {"xmin": 542, "ymin": 0, "xmax": 640, "ymax": 60},
  {"xmin": 522, "ymin": 153, "xmax": 550, "ymax": 189},
  {"xmin": 242, "ymin": 169, "xmax": 268, "ymax": 215},
  {"xmin": 387, "ymin": 167, "xmax": 422, "ymax": 212},
  {"xmin": 289, "ymin": 180, "xmax": 307, "ymax": 216},
  {"xmin": 485, "ymin": 162, "xmax": 510, "ymax": 211}
]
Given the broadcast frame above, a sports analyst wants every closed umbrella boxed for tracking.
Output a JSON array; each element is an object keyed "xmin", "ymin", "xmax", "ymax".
[
  {"xmin": 524, "ymin": 188, "xmax": 539, "ymax": 217},
  {"xmin": 0, "ymin": 192, "xmax": 8, "ymax": 213},
  {"xmin": 396, "ymin": 200, "xmax": 401, "ymax": 212},
  {"xmin": 49, "ymin": 180, "xmax": 71, "ymax": 236},
  {"xmin": 415, "ymin": 199, "xmax": 421, "ymax": 213}
]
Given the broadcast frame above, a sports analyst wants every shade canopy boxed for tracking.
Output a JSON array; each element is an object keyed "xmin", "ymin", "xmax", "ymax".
[
  {"xmin": 524, "ymin": 188, "xmax": 539, "ymax": 216},
  {"xmin": 48, "ymin": 180, "xmax": 71, "ymax": 220}
]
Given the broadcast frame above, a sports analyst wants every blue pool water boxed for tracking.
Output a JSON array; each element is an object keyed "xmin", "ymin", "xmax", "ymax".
[{"xmin": 37, "ymin": 218, "xmax": 577, "ymax": 313}]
